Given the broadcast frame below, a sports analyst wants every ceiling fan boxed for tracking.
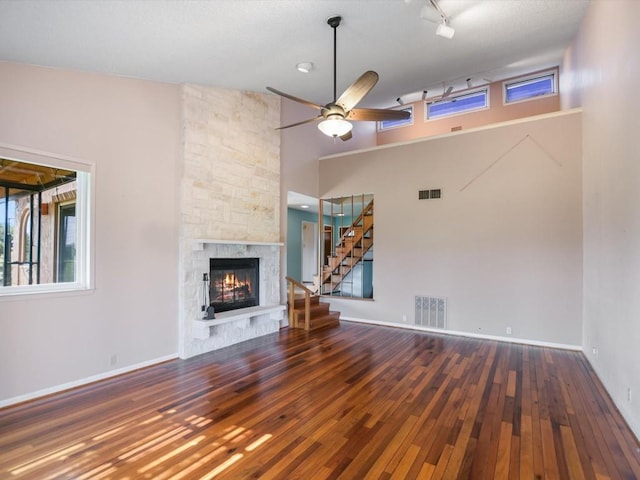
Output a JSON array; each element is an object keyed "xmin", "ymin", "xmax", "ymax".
[{"xmin": 266, "ymin": 15, "xmax": 410, "ymax": 141}]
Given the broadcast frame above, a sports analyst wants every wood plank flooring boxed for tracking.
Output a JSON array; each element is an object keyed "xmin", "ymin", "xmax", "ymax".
[{"xmin": 1, "ymin": 322, "xmax": 639, "ymax": 479}]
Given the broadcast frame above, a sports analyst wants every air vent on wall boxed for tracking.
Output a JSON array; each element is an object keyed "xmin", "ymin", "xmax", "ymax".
[
  {"xmin": 415, "ymin": 296, "xmax": 447, "ymax": 329},
  {"xmin": 418, "ymin": 189, "xmax": 441, "ymax": 200}
]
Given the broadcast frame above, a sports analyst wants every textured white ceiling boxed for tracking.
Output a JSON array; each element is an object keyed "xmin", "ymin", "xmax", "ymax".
[{"xmin": 0, "ymin": 0, "xmax": 590, "ymax": 108}]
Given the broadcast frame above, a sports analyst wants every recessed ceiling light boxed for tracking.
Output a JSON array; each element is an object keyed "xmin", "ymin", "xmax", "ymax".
[{"xmin": 296, "ymin": 62, "xmax": 314, "ymax": 73}]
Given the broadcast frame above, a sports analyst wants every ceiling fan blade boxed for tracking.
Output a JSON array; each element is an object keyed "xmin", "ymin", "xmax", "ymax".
[
  {"xmin": 335, "ymin": 71, "xmax": 379, "ymax": 112},
  {"xmin": 339, "ymin": 130, "xmax": 352, "ymax": 142},
  {"xmin": 266, "ymin": 87, "xmax": 323, "ymax": 110},
  {"xmin": 276, "ymin": 115, "xmax": 322, "ymax": 130},
  {"xmin": 348, "ymin": 108, "xmax": 411, "ymax": 122}
]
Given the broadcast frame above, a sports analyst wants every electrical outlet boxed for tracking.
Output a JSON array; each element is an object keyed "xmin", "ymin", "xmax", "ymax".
[
  {"xmin": 592, "ymin": 347, "xmax": 598, "ymax": 357},
  {"xmin": 109, "ymin": 354, "xmax": 117, "ymax": 366},
  {"xmin": 402, "ymin": 314, "xmax": 407, "ymax": 322},
  {"xmin": 506, "ymin": 327, "xmax": 512, "ymax": 335},
  {"xmin": 628, "ymin": 387, "xmax": 632, "ymax": 403}
]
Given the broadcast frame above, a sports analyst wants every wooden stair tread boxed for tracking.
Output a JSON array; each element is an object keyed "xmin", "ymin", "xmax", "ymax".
[
  {"xmin": 292, "ymin": 295, "xmax": 320, "ymax": 308},
  {"xmin": 306, "ymin": 311, "xmax": 341, "ymax": 331},
  {"xmin": 291, "ymin": 302, "xmax": 330, "ymax": 321},
  {"xmin": 287, "ymin": 276, "xmax": 340, "ymax": 331}
]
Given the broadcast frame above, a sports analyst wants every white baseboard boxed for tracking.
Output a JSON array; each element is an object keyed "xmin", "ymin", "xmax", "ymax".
[
  {"xmin": 341, "ymin": 317, "xmax": 582, "ymax": 351},
  {"xmin": 0, "ymin": 353, "xmax": 179, "ymax": 409}
]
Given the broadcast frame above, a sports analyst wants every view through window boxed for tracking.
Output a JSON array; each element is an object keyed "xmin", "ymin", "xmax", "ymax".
[
  {"xmin": 0, "ymin": 155, "xmax": 90, "ymax": 293},
  {"xmin": 320, "ymin": 194, "xmax": 374, "ymax": 299}
]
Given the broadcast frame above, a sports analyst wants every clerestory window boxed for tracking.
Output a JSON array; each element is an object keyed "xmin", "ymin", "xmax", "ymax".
[
  {"xmin": 378, "ymin": 106, "xmax": 414, "ymax": 131},
  {"xmin": 504, "ymin": 70, "xmax": 557, "ymax": 104},
  {"xmin": 426, "ymin": 88, "xmax": 489, "ymax": 120}
]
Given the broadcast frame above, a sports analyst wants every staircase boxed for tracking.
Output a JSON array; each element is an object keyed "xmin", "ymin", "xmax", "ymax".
[
  {"xmin": 322, "ymin": 199, "xmax": 374, "ymax": 295},
  {"xmin": 285, "ymin": 277, "xmax": 340, "ymax": 331}
]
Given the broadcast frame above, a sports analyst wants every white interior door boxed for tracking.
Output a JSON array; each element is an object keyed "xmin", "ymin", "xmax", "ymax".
[{"xmin": 301, "ymin": 221, "xmax": 318, "ymax": 283}]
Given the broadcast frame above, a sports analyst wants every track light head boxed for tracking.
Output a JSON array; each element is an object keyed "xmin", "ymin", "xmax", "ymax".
[
  {"xmin": 422, "ymin": 90, "xmax": 428, "ymax": 100},
  {"xmin": 436, "ymin": 18, "xmax": 455, "ymax": 39},
  {"xmin": 396, "ymin": 97, "xmax": 404, "ymax": 106}
]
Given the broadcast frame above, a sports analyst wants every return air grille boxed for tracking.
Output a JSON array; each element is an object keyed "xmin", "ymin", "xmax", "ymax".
[
  {"xmin": 418, "ymin": 189, "xmax": 441, "ymax": 200},
  {"xmin": 415, "ymin": 296, "xmax": 447, "ymax": 329}
]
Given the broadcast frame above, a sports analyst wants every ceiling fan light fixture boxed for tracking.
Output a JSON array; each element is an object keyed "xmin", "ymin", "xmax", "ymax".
[
  {"xmin": 318, "ymin": 116, "xmax": 353, "ymax": 137},
  {"xmin": 436, "ymin": 19, "xmax": 455, "ymax": 39},
  {"xmin": 296, "ymin": 62, "xmax": 314, "ymax": 73}
]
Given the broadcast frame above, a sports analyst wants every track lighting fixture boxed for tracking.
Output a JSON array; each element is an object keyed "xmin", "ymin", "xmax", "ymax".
[
  {"xmin": 422, "ymin": 90, "xmax": 428, "ymax": 100},
  {"xmin": 436, "ymin": 18, "xmax": 455, "ymax": 39},
  {"xmin": 466, "ymin": 78, "xmax": 473, "ymax": 88},
  {"xmin": 430, "ymin": 0, "xmax": 455, "ymax": 39},
  {"xmin": 396, "ymin": 97, "xmax": 404, "ymax": 105}
]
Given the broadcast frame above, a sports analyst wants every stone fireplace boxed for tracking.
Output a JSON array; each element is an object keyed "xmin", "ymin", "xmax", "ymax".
[
  {"xmin": 182, "ymin": 241, "xmax": 284, "ymax": 358},
  {"xmin": 178, "ymin": 84, "xmax": 282, "ymax": 359}
]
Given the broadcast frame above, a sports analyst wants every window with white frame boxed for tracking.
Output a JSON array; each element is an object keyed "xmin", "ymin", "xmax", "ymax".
[
  {"xmin": 0, "ymin": 147, "xmax": 91, "ymax": 295},
  {"xmin": 504, "ymin": 70, "xmax": 557, "ymax": 104},
  {"xmin": 425, "ymin": 88, "xmax": 489, "ymax": 120},
  {"xmin": 378, "ymin": 106, "xmax": 413, "ymax": 131}
]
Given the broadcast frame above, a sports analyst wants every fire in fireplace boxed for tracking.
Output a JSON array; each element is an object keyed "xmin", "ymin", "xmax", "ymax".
[{"xmin": 209, "ymin": 258, "xmax": 259, "ymax": 313}]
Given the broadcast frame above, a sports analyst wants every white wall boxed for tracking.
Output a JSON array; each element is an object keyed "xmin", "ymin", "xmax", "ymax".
[
  {"xmin": 561, "ymin": 0, "xmax": 640, "ymax": 438},
  {"xmin": 320, "ymin": 111, "xmax": 583, "ymax": 347},
  {"xmin": 0, "ymin": 62, "xmax": 181, "ymax": 403}
]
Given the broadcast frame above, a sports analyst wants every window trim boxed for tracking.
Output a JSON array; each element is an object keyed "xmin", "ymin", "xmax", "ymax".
[
  {"xmin": 377, "ymin": 105, "xmax": 414, "ymax": 131},
  {"xmin": 503, "ymin": 69, "xmax": 558, "ymax": 105},
  {"xmin": 0, "ymin": 143, "xmax": 94, "ymax": 298},
  {"xmin": 424, "ymin": 87, "xmax": 490, "ymax": 121}
]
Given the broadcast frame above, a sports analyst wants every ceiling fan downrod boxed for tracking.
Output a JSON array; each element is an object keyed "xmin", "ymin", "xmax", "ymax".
[{"xmin": 327, "ymin": 15, "xmax": 341, "ymax": 103}]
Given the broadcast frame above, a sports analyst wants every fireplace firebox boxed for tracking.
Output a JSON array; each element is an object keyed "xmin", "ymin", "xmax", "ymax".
[{"xmin": 209, "ymin": 258, "xmax": 259, "ymax": 313}]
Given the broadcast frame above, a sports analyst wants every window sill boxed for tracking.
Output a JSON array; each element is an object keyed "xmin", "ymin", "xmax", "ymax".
[{"xmin": 0, "ymin": 284, "xmax": 94, "ymax": 302}]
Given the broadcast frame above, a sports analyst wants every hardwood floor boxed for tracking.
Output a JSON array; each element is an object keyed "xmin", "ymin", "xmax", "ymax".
[{"xmin": 1, "ymin": 322, "xmax": 639, "ymax": 479}]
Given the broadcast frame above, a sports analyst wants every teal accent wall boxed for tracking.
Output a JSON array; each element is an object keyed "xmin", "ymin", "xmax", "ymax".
[
  {"xmin": 288, "ymin": 207, "xmax": 372, "ymax": 297},
  {"xmin": 286, "ymin": 208, "xmax": 319, "ymax": 282}
]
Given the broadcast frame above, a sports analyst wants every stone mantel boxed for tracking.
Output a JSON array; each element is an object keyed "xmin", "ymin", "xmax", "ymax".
[{"xmin": 193, "ymin": 239, "xmax": 284, "ymax": 250}]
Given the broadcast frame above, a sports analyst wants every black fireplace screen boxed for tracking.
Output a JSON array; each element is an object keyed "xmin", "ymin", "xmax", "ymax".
[{"xmin": 209, "ymin": 258, "xmax": 259, "ymax": 313}]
